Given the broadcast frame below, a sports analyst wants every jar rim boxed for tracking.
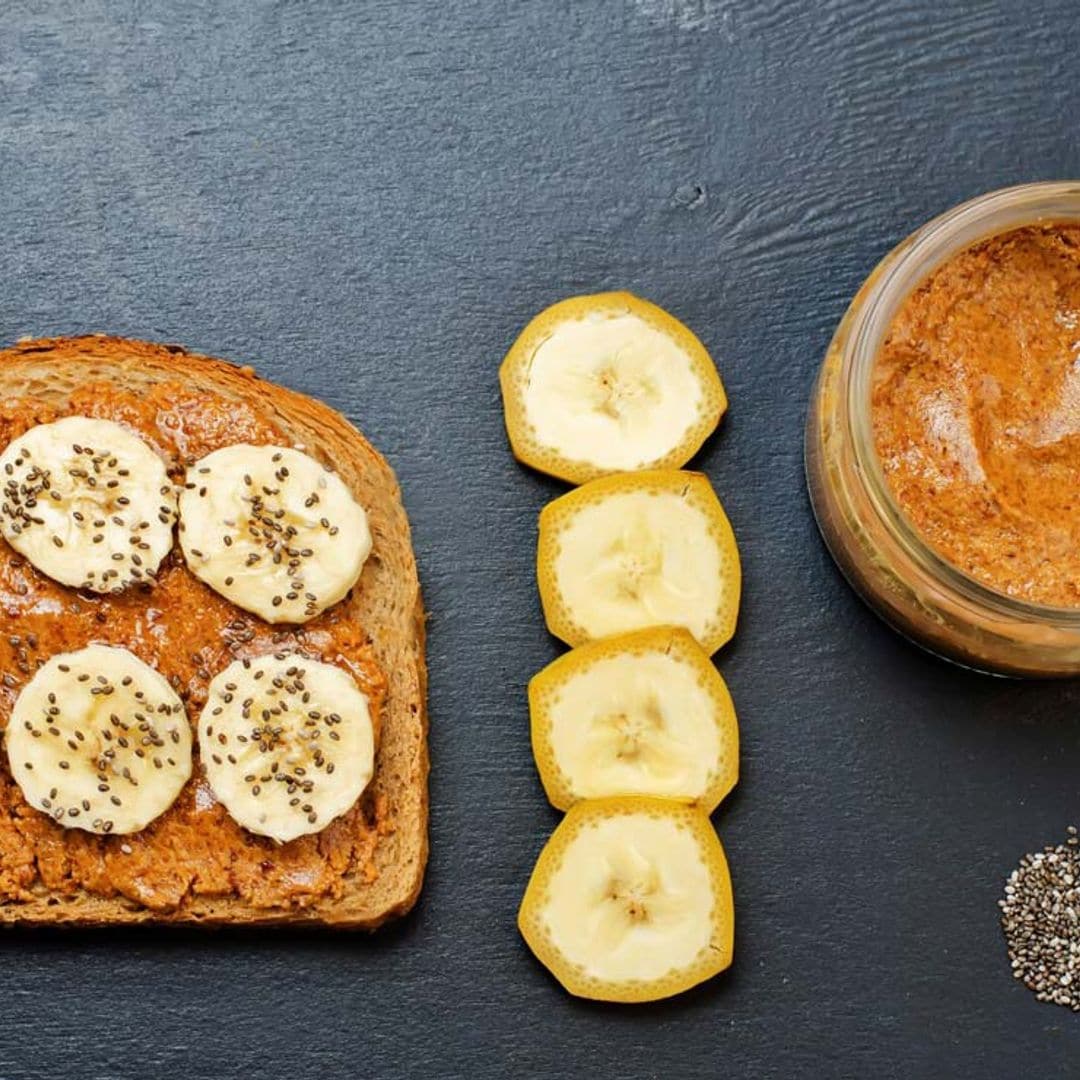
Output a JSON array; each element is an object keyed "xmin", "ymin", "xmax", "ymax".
[{"xmin": 842, "ymin": 181, "xmax": 1080, "ymax": 625}]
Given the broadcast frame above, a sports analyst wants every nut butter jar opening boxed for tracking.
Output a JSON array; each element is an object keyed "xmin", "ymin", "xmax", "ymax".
[{"xmin": 809, "ymin": 181, "xmax": 1080, "ymax": 675}]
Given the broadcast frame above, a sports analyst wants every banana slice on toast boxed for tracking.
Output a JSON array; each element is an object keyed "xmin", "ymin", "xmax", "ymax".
[
  {"xmin": 530, "ymin": 627, "xmax": 738, "ymax": 812},
  {"xmin": 518, "ymin": 797, "xmax": 734, "ymax": 1002},
  {"xmin": 0, "ymin": 416, "xmax": 177, "ymax": 592},
  {"xmin": 199, "ymin": 653, "xmax": 375, "ymax": 843},
  {"xmin": 537, "ymin": 470, "xmax": 740, "ymax": 654},
  {"xmin": 5, "ymin": 644, "xmax": 192, "ymax": 834},
  {"xmin": 178, "ymin": 445, "xmax": 371, "ymax": 624},
  {"xmin": 500, "ymin": 293, "xmax": 726, "ymax": 484}
]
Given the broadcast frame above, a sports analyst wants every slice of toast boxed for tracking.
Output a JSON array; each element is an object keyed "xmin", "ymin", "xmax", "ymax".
[{"xmin": 0, "ymin": 335, "xmax": 428, "ymax": 927}]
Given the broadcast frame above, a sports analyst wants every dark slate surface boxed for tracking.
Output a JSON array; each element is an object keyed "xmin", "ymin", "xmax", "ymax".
[{"xmin": 2, "ymin": 2, "xmax": 1080, "ymax": 1077}]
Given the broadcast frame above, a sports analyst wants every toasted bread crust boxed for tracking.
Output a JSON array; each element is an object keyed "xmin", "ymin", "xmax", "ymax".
[{"xmin": 0, "ymin": 335, "xmax": 428, "ymax": 928}]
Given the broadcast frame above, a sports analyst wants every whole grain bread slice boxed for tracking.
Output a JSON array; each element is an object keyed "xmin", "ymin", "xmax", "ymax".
[{"xmin": 0, "ymin": 334, "xmax": 427, "ymax": 928}]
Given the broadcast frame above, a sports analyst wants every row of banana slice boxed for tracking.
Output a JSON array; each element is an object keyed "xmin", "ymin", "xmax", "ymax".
[
  {"xmin": 500, "ymin": 293, "xmax": 742, "ymax": 1003},
  {"xmin": 6, "ymin": 643, "xmax": 375, "ymax": 843},
  {"xmin": 0, "ymin": 415, "xmax": 372, "ymax": 623}
]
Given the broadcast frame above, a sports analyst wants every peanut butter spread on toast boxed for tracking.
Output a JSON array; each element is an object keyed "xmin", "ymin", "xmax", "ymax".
[
  {"xmin": 0, "ymin": 383, "xmax": 388, "ymax": 912},
  {"xmin": 873, "ymin": 224, "xmax": 1080, "ymax": 606}
]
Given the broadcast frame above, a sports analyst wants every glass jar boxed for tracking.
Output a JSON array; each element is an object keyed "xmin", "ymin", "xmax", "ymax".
[{"xmin": 805, "ymin": 181, "xmax": 1080, "ymax": 676}]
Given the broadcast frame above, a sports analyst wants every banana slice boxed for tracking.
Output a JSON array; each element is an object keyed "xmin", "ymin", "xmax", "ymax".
[
  {"xmin": 518, "ymin": 797, "xmax": 734, "ymax": 1002},
  {"xmin": 5, "ymin": 644, "xmax": 192, "ymax": 835},
  {"xmin": 198, "ymin": 653, "xmax": 375, "ymax": 843},
  {"xmin": 178, "ymin": 445, "xmax": 371, "ymax": 624},
  {"xmin": 0, "ymin": 416, "xmax": 177, "ymax": 592},
  {"xmin": 537, "ymin": 470, "xmax": 740, "ymax": 655},
  {"xmin": 530, "ymin": 627, "xmax": 738, "ymax": 812},
  {"xmin": 500, "ymin": 292, "xmax": 726, "ymax": 484}
]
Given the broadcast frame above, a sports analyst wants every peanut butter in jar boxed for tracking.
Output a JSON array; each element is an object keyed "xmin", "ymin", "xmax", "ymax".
[
  {"xmin": 872, "ymin": 224, "xmax": 1080, "ymax": 607},
  {"xmin": 806, "ymin": 183, "xmax": 1080, "ymax": 675}
]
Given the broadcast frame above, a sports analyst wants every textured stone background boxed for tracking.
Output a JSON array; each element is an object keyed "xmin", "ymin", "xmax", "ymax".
[{"xmin": 2, "ymin": 2, "xmax": 1080, "ymax": 1077}]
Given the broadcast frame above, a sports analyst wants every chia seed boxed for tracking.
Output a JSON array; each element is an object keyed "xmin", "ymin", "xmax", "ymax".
[{"xmin": 999, "ymin": 827, "xmax": 1080, "ymax": 1011}]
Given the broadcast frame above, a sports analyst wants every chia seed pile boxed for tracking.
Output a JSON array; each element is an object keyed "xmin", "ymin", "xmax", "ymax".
[{"xmin": 1000, "ymin": 826, "xmax": 1080, "ymax": 1011}]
